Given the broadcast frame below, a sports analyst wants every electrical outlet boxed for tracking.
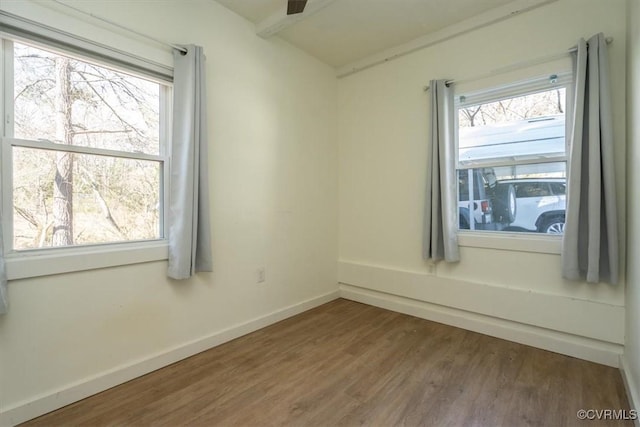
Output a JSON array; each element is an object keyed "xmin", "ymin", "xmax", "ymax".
[{"xmin": 257, "ymin": 267, "xmax": 266, "ymax": 283}]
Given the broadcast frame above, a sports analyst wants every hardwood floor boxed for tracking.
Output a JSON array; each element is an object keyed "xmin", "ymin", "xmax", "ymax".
[{"xmin": 23, "ymin": 299, "xmax": 632, "ymax": 426}]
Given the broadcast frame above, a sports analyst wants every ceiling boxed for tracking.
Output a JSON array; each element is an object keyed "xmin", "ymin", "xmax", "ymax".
[{"xmin": 213, "ymin": 0, "xmax": 518, "ymax": 68}]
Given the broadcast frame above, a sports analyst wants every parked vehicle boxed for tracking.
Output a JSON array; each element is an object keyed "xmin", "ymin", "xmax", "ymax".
[
  {"xmin": 458, "ymin": 115, "xmax": 566, "ymax": 233},
  {"xmin": 487, "ymin": 182, "xmax": 517, "ymax": 225},
  {"xmin": 458, "ymin": 169, "xmax": 494, "ymax": 230},
  {"xmin": 495, "ymin": 178, "xmax": 566, "ymax": 234}
]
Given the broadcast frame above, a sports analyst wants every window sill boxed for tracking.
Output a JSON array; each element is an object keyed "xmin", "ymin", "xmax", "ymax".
[
  {"xmin": 5, "ymin": 241, "xmax": 169, "ymax": 280},
  {"xmin": 457, "ymin": 231, "xmax": 562, "ymax": 254}
]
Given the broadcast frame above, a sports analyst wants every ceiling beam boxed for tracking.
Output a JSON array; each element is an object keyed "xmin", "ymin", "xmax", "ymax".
[
  {"xmin": 256, "ymin": 0, "xmax": 337, "ymax": 38},
  {"xmin": 336, "ymin": 0, "xmax": 559, "ymax": 78}
]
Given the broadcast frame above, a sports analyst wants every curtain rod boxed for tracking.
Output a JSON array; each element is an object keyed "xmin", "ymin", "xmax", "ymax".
[
  {"xmin": 423, "ymin": 36, "xmax": 613, "ymax": 92},
  {"xmin": 51, "ymin": 0, "xmax": 188, "ymax": 54}
]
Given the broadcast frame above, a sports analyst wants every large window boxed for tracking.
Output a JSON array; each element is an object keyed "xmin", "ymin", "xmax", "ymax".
[
  {"xmin": 2, "ymin": 38, "xmax": 170, "ymax": 254},
  {"xmin": 455, "ymin": 76, "xmax": 569, "ymax": 235}
]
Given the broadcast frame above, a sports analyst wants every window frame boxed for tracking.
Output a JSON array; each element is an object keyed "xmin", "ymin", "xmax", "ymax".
[
  {"xmin": 0, "ymin": 34, "xmax": 172, "ymax": 280},
  {"xmin": 453, "ymin": 73, "xmax": 573, "ymax": 253}
]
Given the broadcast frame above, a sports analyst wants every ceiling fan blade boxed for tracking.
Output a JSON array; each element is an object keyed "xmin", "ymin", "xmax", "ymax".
[{"xmin": 287, "ymin": 0, "xmax": 307, "ymax": 15}]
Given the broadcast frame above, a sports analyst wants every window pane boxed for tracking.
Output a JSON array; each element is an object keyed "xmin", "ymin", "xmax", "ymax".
[
  {"xmin": 457, "ymin": 87, "xmax": 567, "ymax": 235},
  {"xmin": 459, "ymin": 88, "xmax": 566, "ymax": 127},
  {"xmin": 458, "ymin": 165, "xmax": 566, "ymax": 235},
  {"xmin": 13, "ymin": 147, "xmax": 161, "ymax": 250},
  {"xmin": 13, "ymin": 42, "xmax": 160, "ymax": 155},
  {"xmin": 458, "ymin": 89, "xmax": 566, "ymax": 165}
]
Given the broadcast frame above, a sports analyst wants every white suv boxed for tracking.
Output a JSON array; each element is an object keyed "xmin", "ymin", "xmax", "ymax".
[{"xmin": 497, "ymin": 178, "xmax": 566, "ymax": 234}]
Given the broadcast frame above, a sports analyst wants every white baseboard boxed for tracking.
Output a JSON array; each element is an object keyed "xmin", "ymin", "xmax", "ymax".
[
  {"xmin": 340, "ymin": 283, "xmax": 623, "ymax": 367},
  {"xmin": 0, "ymin": 290, "xmax": 340, "ymax": 427},
  {"xmin": 339, "ymin": 261, "xmax": 624, "ymax": 345},
  {"xmin": 620, "ymin": 355, "xmax": 640, "ymax": 427}
]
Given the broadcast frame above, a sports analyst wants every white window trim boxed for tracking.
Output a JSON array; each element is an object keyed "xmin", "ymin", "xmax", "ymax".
[
  {"xmin": 454, "ymin": 73, "xmax": 572, "ymax": 254},
  {"xmin": 1, "ymin": 32, "xmax": 173, "ymax": 280},
  {"xmin": 0, "ymin": 10, "xmax": 174, "ymax": 82},
  {"xmin": 457, "ymin": 231, "xmax": 562, "ymax": 254},
  {"xmin": 4, "ymin": 240, "xmax": 169, "ymax": 280},
  {"xmin": 456, "ymin": 72, "xmax": 572, "ymax": 109}
]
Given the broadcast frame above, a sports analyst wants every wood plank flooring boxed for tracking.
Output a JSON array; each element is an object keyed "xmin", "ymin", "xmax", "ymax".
[{"xmin": 22, "ymin": 299, "xmax": 632, "ymax": 426}]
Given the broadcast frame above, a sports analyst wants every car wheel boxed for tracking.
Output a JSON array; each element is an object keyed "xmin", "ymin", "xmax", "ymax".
[
  {"xmin": 492, "ymin": 184, "xmax": 517, "ymax": 223},
  {"xmin": 540, "ymin": 216, "xmax": 565, "ymax": 234}
]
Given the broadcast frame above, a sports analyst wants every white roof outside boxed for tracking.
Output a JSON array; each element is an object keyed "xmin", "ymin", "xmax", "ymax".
[{"xmin": 458, "ymin": 115, "xmax": 566, "ymax": 167}]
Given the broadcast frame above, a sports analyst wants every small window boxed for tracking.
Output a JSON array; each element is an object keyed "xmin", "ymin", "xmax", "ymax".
[
  {"xmin": 456, "ymin": 77, "xmax": 568, "ymax": 235},
  {"xmin": 2, "ymin": 39, "xmax": 170, "ymax": 252}
]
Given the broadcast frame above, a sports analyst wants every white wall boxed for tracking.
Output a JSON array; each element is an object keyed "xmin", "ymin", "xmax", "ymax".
[
  {"xmin": 624, "ymin": 0, "xmax": 640, "ymax": 411},
  {"xmin": 338, "ymin": 0, "xmax": 627, "ymax": 366},
  {"xmin": 0, "ymin": 0, "xmax": 634, "ymax": 423},
  {"xmin": 0, "ymin": 0, "xmax": 338, "ymax": 424}
]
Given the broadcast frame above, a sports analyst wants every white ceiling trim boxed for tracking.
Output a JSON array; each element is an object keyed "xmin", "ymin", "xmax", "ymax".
[
  {"xmin": 336, "ymin": 0, "xmax": 559, "ymax": 78},
  {"xmin": 256, "ymin": 0, "xmax": 338, "ymax": 38}
]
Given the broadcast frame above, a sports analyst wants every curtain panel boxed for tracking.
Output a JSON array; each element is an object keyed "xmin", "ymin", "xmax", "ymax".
[
  {"xmin": 168, "ymin": 45, "xmax": 213, "ymax": 279},
  {"xmin": 562, "ymin": 33, "xmax": 619, "ymax": 284},
  {"xmin": 423, "ymin": 80, "xmax": 460, "ymax": 263},
  {"xmin": 0, "ymin": 222, "xmax": 7, "ymax": 314}
]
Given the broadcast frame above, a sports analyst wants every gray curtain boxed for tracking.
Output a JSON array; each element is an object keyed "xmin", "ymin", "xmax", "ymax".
[
  {"xmin": 562, "ymin": 33, "xmax": 618, "ymax": 284},
  {"xmin": 423, "ymin": 80, "xmax": 460, "ymax": 263},
  {"xmin": 168, "ymin": 45, "xmax": 213, "ymax": 279},
  {"xmin": 0, "ymin": 224, "xmax": 7, "ymax": 314}
]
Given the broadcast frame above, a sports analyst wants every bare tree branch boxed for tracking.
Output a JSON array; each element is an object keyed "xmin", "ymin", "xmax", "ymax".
[
  {"xmin": 14, "ymin": 78, "xmax": 55, "ymax": 102},
  {"xmin": 556, "ymin": 89, "xmax": 564, "ymax": 113},
  {"xmin": 460, "ymin": 106, "xmax": 482, "ymax": 127},
  {"xmin": 77, "ymin": 164, "xmax": 127, "ymax": 239},
  {"xmin": 75, "ymin": 70, "xmax": 145, "ymax": 138},
  {"xmin": 38, "ymin": 221, "xmax": 54, "ymax": 248},
  {"xmin": 14, "ymin": 206, "xmax": 39, "ymax": 228}
]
